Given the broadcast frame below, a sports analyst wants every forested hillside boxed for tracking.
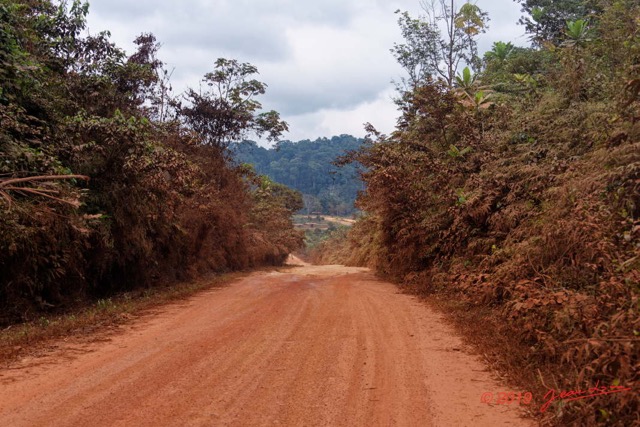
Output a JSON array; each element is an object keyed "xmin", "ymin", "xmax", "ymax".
[
  {"xmin": 313, "ymin": 0, "xmax": 639, "ymax": 424},
  {"xmin": 0, "ymin": 1, "xmax": 302, "ymax": 324},
  {"xmin": 231, "ymin": 135, "xmax": 363, "ymax": 215}
]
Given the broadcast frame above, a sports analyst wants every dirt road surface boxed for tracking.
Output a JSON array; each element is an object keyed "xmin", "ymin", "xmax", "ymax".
[{"xmin": 0, "ymin": 261, "xmax": 533, "ymax": 426}]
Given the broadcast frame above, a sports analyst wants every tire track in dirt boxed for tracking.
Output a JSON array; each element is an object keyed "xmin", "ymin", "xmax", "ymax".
[{"xmin": 0, "ymin": 265, "xmax": 533, "ymax": 426}]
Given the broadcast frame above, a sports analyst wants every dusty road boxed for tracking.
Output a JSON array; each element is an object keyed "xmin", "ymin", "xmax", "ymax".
[{"xmin": 0, "ymin": 261, "xmax": 533, "ymax": 426}]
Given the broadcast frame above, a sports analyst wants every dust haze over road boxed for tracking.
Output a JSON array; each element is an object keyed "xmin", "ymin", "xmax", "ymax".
[{"xmin": 0, "ymin": 258, "xmax": 532, "ymax": 426}]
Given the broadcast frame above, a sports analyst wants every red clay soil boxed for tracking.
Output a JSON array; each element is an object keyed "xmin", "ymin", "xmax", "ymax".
[{"xmin": 0, "ymin": 260, "xmax": 534, "ymax": 426}]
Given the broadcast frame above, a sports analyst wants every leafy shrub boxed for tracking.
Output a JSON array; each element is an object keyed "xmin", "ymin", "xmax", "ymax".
[{"xmin": 0, "ymin": 0, "xmax": 300, "ymax": 324}]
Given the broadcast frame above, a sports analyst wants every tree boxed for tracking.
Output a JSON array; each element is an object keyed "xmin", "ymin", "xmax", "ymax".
[
  {"xmin": 482, "ymin": 41, "xmax": 515, "ymax": 86},
  {"xmin": 302, "ymin": 194, "xmax": 322, "ymax": 215},
  {"xmin": 392, "ymin": 1, "xmax": 488, "ymax": 89},
  {"xmin": 391, "ymin": 10, "xmax": 440, "ymax": 90},
  {"xmin": 179, "ymin": 58, "xmax": 288, "ymax": 151},
  {"xmin": 455, "ymin": 1, "xmax": 489, "ymax": 73},
  {"xmin": 484, "ymin": 41, "xmax": 514, "ymax": 65},
  {"xmin": 125, "ymin": 33, "xmax": 175, "ymax": 122},
  {"xmin": 514, "ymin": 0, "xmax": 600, "ymax": 45}
]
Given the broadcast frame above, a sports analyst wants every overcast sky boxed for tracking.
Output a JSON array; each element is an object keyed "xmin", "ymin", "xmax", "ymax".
[{"xmin": 85, "ymin": 0, "xmax": 528, "ymax": 144}]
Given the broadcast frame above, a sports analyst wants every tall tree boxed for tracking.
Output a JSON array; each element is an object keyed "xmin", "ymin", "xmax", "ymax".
[
  {"xmin": 514, "ymin": 0, "xmax": 601, "ymax": 45},
  {"xmin": 391, "ymin": 10, "xmax": 440, "ymax": 90},
  {"xmin": 179, "ymin": 58, "xmax": 288, "ymax": 151},
  {"xmin": 455, "ymin": 1, "xmax": 489, "ymax": 73},
  {"xmin": 392, "ymin": 1, "xmax": 488, "ymax": 89}
]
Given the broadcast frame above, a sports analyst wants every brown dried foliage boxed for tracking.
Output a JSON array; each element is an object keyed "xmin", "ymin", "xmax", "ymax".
[
  {"xmin": 317, "ymin": 2, "xmax": 640, "ymax": 423},
  {"xmin": 0, "ymin": 2, "xmax": 301, "ymax": 324}
]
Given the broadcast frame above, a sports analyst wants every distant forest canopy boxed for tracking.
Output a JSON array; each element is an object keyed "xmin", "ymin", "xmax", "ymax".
[{"xmin": 231, "ymin": 135, "xmax": 364, "ymax": 216}]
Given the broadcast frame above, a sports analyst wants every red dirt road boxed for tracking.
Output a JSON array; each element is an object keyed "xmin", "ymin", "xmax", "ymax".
[{"xmin": 0, "ymin": 263, "xmax": 533, "ymax": 426}]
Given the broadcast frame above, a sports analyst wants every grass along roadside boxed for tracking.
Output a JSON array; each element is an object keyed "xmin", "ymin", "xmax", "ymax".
[
  {"xmin": 0, "ymin": 269, "xmax": 274, "ymax": 367},
  {"xmin": 421, "ymin": 292, "xmax": 565, "ymax": 425}
]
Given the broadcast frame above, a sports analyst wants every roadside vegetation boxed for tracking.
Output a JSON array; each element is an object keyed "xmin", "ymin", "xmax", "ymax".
[
  {"xmin": 0, "ymin": 0, "xmax": 303, "ymax": 326},
  {"xmin": 0, "ymin": 271, "xmax": 254, "ymax": 365},
  {"xmin": 315, "ymin": 0, "xmax": 639, "ymax": 424}
]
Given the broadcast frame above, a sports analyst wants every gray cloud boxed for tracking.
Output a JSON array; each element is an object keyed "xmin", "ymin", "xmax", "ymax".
[
  {"xmin": 266, "ymin": 78, "xmax": 386, "ymax": 116},
  {"xmin": 85, "ymin": 0, "xmax": 526, "ymax": 142}
]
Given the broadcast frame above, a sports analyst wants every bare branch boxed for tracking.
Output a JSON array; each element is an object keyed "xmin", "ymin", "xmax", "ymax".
[
  {"xmin": 0, "ymin": 174, "xmax": 90, "ymax": 188},
  {"xmin": 5, "ymin": 187, "xmax": 81, "ymax": 207}
]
